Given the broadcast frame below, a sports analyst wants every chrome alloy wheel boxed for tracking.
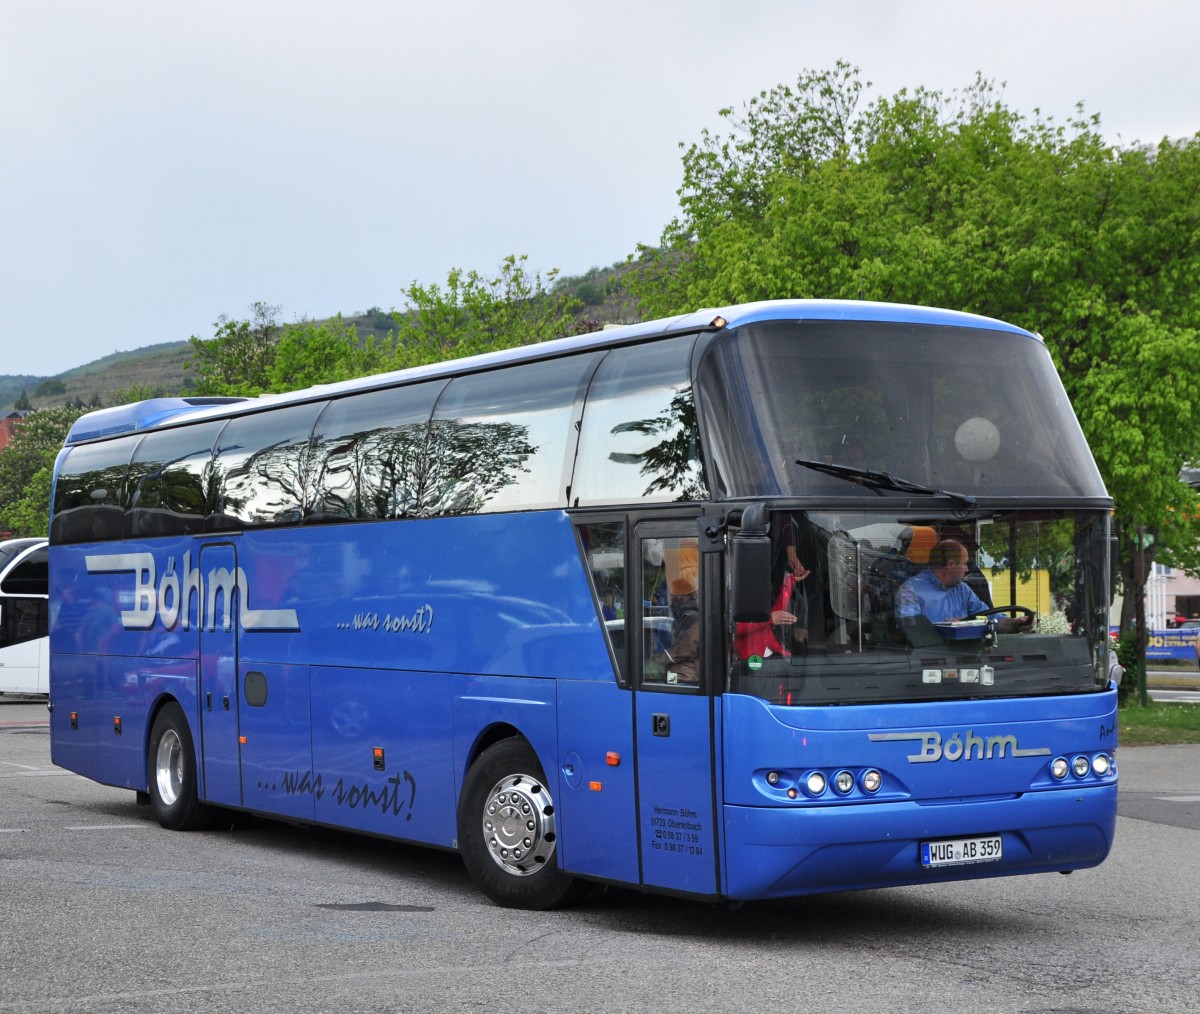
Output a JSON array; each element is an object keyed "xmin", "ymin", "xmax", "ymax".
[
  {"xmin": 155, "ymin": 727, "xmax": 185, "ymax": 807},
  {"xmin": 481, "ymin": 772, "xmax": 557, "ymax": 876}
]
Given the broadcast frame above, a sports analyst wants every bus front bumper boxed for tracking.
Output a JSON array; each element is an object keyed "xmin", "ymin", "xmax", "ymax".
[{"xmin": 721, "ymin": 783, "xmax": 1116, "ymax": 900}]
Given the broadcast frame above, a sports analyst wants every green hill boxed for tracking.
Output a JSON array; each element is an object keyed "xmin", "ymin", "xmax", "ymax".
[
  {"xmin": 0, "ymin": 261, "xmax": 642, "ymax": 412},
  {"xmin": 1, "ymin": 341, "xmax": 193, "ymax": 412}
]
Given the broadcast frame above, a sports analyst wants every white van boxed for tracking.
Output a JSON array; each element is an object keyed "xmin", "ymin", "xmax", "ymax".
[{"xmin": 0, "ymin": 538, "xmax": 49, "ymax": 696}]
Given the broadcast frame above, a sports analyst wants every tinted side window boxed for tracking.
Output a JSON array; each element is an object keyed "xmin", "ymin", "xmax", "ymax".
[
  {"xmin": 0, "ymin": 544, "xmax": 49, "ymax": 648},
  {"xmin": 1, "ymin": 546, "xmax": 48, "ymax": 595},
  {"xmin": 577, "ymin": 521, "xmax": 626, "ymax": 681},
  {"xmin": 573, "ymin": 337, "xmax": 705, "ymax": 506},
  {"xmin": 211, "ymin": 403, "xmax": 326, "ymax": 529},
  {"xmin": 50, "ymin": 435, "xmax": 140, "ymax": 544},
  {"xmin": 0, "ymin": 597, "xmax": 47, "ymax": 647},
  {"xmin": 125, "ymin": 421, "xmax": 224, "ymax": 537},
  {"xmin": 307, "ymin": 382, "xmax": 444, "ymax": 521},
  {"xmin": 432, "ymin": 355, "xmax": 598, "ymax": 515}
]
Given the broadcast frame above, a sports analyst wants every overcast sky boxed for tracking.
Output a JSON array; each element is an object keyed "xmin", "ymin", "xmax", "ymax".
[{"xmin": 3, "ymin": 0, "xmax": 1197, "ymax": 378}]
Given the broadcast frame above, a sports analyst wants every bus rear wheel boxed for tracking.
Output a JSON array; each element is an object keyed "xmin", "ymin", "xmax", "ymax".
[
  {"xmin": 147, "ymin": 702, "xmax": 213, "ymax": 831},
  {"xmin": 457, "ymin": 739, "xmax": 586, "ymax": 910}
]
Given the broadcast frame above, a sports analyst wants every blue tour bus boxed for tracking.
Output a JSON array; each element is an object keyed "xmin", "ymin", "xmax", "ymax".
[{"xmin": 47, "ymin": 300, "xmax": 1118, "ymax": 908}]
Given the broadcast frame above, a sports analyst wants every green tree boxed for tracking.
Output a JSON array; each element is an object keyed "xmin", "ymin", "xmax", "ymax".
[
  {"xmin": 0, "ymin": 467, "xmax": 54, "ymax": 537},
  {"xmin": 633, "ymin": 64, "xmax": 1200, "ymax": 669},
  {"xmin": 185, "ymin": 301, "xmax": 283, "ymax": 396},
  {"xmin": 33, "ymin": 380, "xmax": 65, "ymax": 399},
  {"xmin": 110, "ymin": 384, "xmax": 159, "ymax": 405},
  {"xmin": 392, "ymin": 254, "xmax": 589, "ymax": 368},
  {"xmin": 0, "ymin": 405, "xmax": 87, "ymax": 537},
  {"xmin": 268, "ymin": 315, "xmax": 394, "ymax": 391},
  {"xmin": 184, "ymin": 258, "xmax": 585, "ymax": 400}
]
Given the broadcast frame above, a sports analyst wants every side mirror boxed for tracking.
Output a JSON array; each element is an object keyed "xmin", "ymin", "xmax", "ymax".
[
  {"xmin": 1108, "ymin": 652, "xmax": 1124, "ymax": 688},
  {"xmin": 730, "ymin": 504, "xmax": 771, "ymax": 622}
]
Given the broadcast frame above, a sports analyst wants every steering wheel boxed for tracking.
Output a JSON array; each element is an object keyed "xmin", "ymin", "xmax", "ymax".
[{"xmin": 966, "ymin": 605, "xmax": 1035, "ymax": 628}]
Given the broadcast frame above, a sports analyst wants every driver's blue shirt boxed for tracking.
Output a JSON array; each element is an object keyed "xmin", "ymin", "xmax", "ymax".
[{"xmin": 896, "ymin": 568, "xmax": 988, "ymax": 623}]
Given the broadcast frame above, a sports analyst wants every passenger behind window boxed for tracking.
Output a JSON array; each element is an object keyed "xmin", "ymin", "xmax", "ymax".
[
  {"xmin": 734, "ymin": 515, "xmax": 810, "ymax": 659},
  {"xmin": 89, "ymin": 507, "xmax": 121, "ymax": 542},
  {"xmin": 657, "ymin": 604, "xmax": 700, "ymax": 684}
]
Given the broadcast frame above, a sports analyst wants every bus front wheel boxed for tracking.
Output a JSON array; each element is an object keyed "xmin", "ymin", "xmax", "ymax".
[
  {"xmin": 457, "ymin": 738, "xmax": 586, "ymax": 910},
  {"xmin": 147, "ymin": 702, "xmax": 213, "ymax": 831}
]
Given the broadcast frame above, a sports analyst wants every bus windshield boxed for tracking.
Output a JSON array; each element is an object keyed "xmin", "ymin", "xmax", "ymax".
[
  {"xmin": 730, "ymin": 507, "xmax": 1111, "ymax": 705},
  {"xmin": 697, "ymin": 319, "xmax": 1107, "ymax": 500}
]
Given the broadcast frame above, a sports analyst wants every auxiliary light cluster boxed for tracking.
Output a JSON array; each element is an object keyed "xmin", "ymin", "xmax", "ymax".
[
  {"xmin": 1049, "ymin": 752, "xmax": 1114, "ymax": 781},
  {"xmin": 764, "ymin": 767, "xmax": 884, "ymax": 800}
]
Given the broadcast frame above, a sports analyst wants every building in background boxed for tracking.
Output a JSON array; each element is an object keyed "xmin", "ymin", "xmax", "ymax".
[{"xmin": 0, "ymin": 411, "xmax": 28, "ymax": 453}]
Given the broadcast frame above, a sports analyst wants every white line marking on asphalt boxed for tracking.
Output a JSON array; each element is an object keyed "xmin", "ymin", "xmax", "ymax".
[
  {"xmin": 0, "ymin": 769, "xmax": 72, "ymax": 777},
  {"xmin": 64, "ymin": 824, "xmax": 146, "ymax": 831}
]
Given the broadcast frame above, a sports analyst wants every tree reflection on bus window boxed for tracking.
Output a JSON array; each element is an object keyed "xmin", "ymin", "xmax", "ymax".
[
  {"xmin": 212, "ymin": 402, "xmax": 326, "ymax": 528},
  {"xmin": 573, "ymin": 337, "xmax": 706, "ymax": 506}
]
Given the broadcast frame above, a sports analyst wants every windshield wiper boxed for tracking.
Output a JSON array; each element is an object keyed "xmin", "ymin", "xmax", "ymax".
[{"xmin": 795, "ymin": 458, "xmax": 977, "ymax": 507}]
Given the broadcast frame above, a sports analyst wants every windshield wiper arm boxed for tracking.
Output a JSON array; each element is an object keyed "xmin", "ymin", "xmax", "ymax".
[{"xmin": 795, "ymin": 458, "xmax": 977, "ymax": 507}]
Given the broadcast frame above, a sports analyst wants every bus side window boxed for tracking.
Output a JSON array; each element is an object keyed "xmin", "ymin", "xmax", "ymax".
[
  {"xmin": 433, "ymin": 355, "xmax": 598, "ymax": 515},
  {"xmin": 572, "ymin": 336, "xmax": 706, "ymax": 506},
  {"xmin": 577, "ymin": 521, "xmax": 626, "ymax": 681},
  {"xmin": 0, "ymin": 545, "xmax": 48, "ymax": 649},
  {"xmin": 0, "ymin": 546, "xmax": 48, "ymax": 596},
  {"xmin": 640, "ymin": 535, "xmax": 701, "ymax": 687},
  {"xmin": 125, "ymin": 421, "xmax": 224, "ymax": 537},
  {"xmin": 50, "ymin": 435, "xmax": 140, "ymax": 545},
  {"xmin": 308, "ymin": 381, "xmax": 443, "ymax": 521},
  {"xmin": 1, "ymin": 598, "xmax": 47, "ymax": 646},
  {"xmin": 212, "ymin": 403, "xmax": 326, "ymax": 529}
]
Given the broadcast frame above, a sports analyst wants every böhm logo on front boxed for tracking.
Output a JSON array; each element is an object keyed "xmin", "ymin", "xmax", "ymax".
[{"xmin": 868, "ymin": 730, "xmax": 1051, "ymax": 763}]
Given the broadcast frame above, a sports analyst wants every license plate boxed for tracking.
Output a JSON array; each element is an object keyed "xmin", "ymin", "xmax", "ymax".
[{"xmin": 921, "ymin": 835, "xmax": 1003, "ymax": 867}]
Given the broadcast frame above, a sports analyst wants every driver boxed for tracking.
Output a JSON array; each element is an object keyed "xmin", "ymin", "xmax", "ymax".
[{"xmin": 896, "ymin": 539, "xmax": 1033, "ymax": 633}]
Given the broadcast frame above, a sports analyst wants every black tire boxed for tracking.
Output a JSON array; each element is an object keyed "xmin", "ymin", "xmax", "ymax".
[
  {"xmin": 456, "ymin": 738, "xmax": 587, "ymax": 910},
  {"xmin": 147, "ymin": 702, "xmax": 213, "ymax": 831}
]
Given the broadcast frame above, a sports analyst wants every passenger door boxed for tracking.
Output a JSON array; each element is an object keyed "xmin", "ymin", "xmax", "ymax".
[
  {"xmin": 198, "ymin": 542, "xmax": 243, "ymax": 807},
  {"xmin": 632, "ymin": 523, "xmax": 719, "ymax": 895}
]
